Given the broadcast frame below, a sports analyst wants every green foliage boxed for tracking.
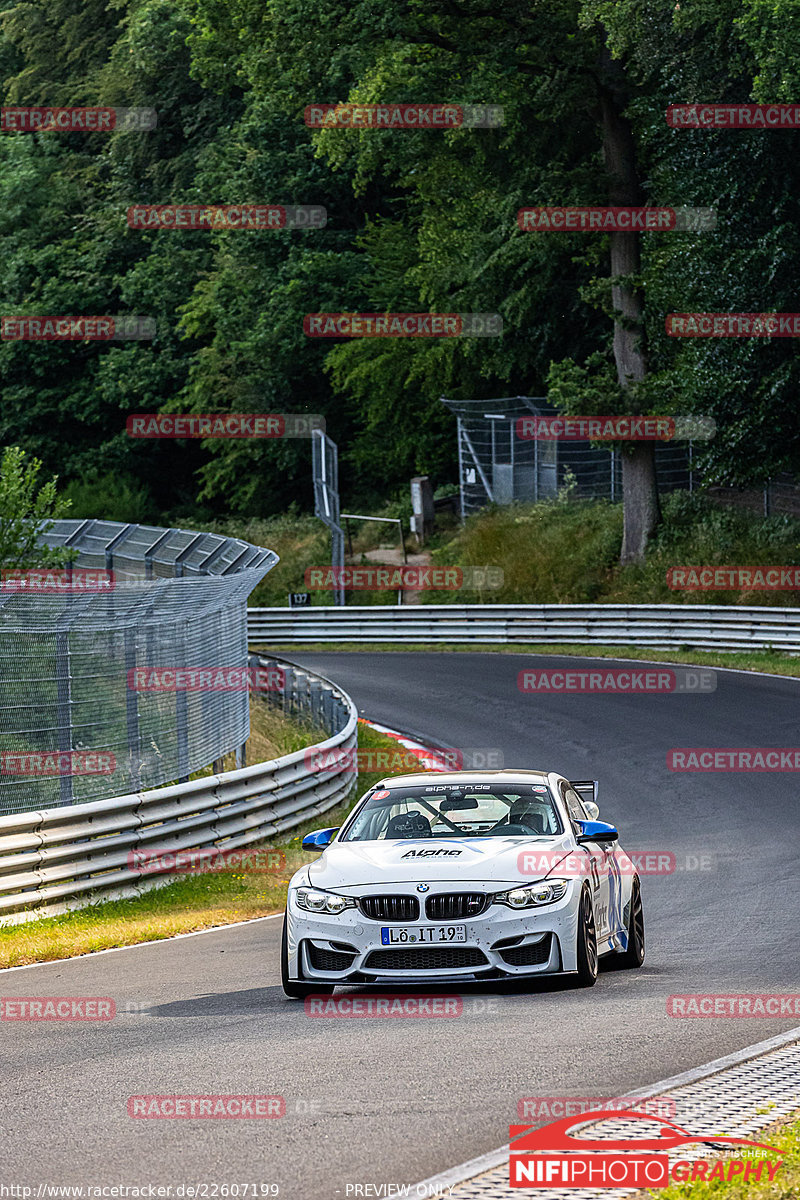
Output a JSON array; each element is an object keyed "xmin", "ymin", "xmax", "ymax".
[
  {"xmin": 425, "ymin": 491, "xmax": 800, "ymax": 605},
  {"xmin": 60, "ymin": 471, "xmax": 158, "ymax": 523},
  {"xmin": 1, "ymin": 0, "xmax": 799, "ymax": 526},
  {"xmin": 0, "ymin": 445, "xmax": 73, "ymax": 567},
  {"xmin": 431, "ymin": 498, "xmax": 623, "ymax": 603}
]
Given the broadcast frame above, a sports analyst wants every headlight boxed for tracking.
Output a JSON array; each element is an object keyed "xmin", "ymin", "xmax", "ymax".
[
  {"xmin": 295, "ymin": 887, "xmax": 356, "ymax": 914},
  {"xmin": 493, "ymin": 880, "xmax": 569, "ymax": 908}
]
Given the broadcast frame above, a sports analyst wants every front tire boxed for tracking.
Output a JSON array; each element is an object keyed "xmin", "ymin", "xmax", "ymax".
[
  {"xmin": 281, "ymin": 917, "xmax": 334, "ymax": 999},
  {"xmin": 574, "ymin": 886, "xmax": 599, "ymax": 988},
  {"xmin": 615, "ymin": 877, "xmax": 645, "ymax": 968}
]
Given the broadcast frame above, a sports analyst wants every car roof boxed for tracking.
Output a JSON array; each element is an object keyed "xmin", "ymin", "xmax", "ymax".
[{"xmin": 374, "ymin": 769, "xmax": 555, "ymax": 788}]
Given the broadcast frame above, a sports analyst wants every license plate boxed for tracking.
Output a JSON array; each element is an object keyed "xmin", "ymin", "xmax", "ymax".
[{"xmin": 380, "ymin": 925, "xmax": 466, "ymax": 945}]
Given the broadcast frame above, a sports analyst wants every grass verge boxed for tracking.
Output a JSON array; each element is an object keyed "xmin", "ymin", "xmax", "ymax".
[
  {"xmin": 0, "ymin": 722, "xmax": 395, "ymax": 968},
  {"xmin": 634, "ymin": 1111, "xmax": 800, "ymax": 1198}
]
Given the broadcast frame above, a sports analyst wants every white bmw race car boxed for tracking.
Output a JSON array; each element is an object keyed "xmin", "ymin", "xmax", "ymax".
[{"xmin": 281, "ymin": 770, "xmax": 645, "ymax": 997}]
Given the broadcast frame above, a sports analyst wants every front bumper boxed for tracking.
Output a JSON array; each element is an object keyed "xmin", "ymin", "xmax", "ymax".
[{"xmin": 285, "ymin": 883, "xmax": 581, "ymax": 984}]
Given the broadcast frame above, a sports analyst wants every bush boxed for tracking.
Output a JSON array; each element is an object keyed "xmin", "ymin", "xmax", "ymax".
[{"xmin": 61, "ymin": 472, "xmax": 157, "ymax": 525}]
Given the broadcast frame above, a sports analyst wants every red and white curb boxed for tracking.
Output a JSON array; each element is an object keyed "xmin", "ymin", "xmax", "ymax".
[{"xmin": 358, "ymin": 718, "xmax": 457, "ymax": 771}]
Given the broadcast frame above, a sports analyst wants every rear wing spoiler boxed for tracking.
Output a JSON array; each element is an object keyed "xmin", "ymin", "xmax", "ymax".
[{"xmin": 570, "ymin": 779, "xmax": 599, "ymax": 805}]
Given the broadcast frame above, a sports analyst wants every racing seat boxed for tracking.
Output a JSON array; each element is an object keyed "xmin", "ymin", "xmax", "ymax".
[{"xmin": 384, "ymin": 811, "xmax": 433, "ymax": 839}]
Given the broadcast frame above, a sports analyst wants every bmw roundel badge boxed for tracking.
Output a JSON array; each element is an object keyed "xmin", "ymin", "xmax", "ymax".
[{"xmin": 416, "ymin": 883, "xmax": 429, "ymax": 893}]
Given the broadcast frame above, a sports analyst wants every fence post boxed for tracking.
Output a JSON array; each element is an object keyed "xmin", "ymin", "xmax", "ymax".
[
  {"xmin": 176, "ymin": 621, "xmax": 189, "ymax": 783},
  {"xmin": 610, "ymin": 449, "xmax": 615, "ymax": 502},
  {"xmin": 309, "ymin": 679, "xmax": 321, "ymax": 726},
  {"xmin": 124, "ymin": 627, "xmax": 141, "ymax": 792},
  {"xmin": 55, "ymin": 630, "xmax": 74, "ymax": 807}
]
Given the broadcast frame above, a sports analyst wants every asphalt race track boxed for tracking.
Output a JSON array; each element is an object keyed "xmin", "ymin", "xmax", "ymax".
[{"xmin": 2, "ymin": 651, "xmax": 798, "ymax": 1199}]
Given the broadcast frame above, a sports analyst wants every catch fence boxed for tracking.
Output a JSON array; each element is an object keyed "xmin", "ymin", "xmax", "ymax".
[{"xmin": 0, "ymin": 521, "xmax": 277, "ymax": 814}]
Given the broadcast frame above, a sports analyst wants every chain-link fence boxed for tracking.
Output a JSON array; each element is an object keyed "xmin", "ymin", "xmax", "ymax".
[
  {"xmin": 0, "ymin": 521, "xmax": 277, "ymax": 815},
  {"xmin": 441, "ymin": 396, "xmax": 703, "ymax": 516}
]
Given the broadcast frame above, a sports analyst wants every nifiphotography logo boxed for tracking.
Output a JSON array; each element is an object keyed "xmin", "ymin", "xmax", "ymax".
[{"xmin": 508, "ymin": 1110, "xmax": 783, "ymax": 1188}]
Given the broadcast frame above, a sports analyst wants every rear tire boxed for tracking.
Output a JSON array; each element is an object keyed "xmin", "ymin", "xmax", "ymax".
[
  {"xmin": 615, "ymin": 877, "xmax": 645, "ymax": 968},
  {"xmin": 281, "ymin": 917, "xmax": 335, "ymax": 999},
  {"xmin": 574, "ymin": 886, "xmax": 598, "ymax": 988}
]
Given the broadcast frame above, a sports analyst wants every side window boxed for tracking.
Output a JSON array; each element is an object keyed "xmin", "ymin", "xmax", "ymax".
[{"xmin": 561, "ymin": 785, "xmax": 588, "ymax": 826}]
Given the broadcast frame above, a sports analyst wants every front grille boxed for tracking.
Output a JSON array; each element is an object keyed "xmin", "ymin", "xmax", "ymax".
[
  {"xmin": 359, "ymin": 895, "xmax": 419, "ymax": 922},
  {"xmin": 307, "ymin": 944, "xmax": 357, "ymax": 972},
  {"xmin": 498, "ymin": 936, "xmax": 552, "ymax": 967},
  {"xmin": 425, "ymin": 892, "xmax": 488, "ymax": 920},
  {"xmin": 364, "ymin": 946, "xmax": 488, "ymax": 971}
]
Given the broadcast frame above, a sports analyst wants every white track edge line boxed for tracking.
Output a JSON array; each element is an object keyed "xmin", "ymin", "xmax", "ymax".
[
  {"xmin": 409, "ymin": 1024, "xmax": 800, "ymax": 1195},
  {"xmin": 0, "ymin": 911, "xmax": 283, "ymax": 974}
]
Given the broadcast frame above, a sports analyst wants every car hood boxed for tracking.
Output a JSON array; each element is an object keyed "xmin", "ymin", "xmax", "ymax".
[{"xmin": 306, "ymin": 835, "xmax": 575, "ymax": 890}]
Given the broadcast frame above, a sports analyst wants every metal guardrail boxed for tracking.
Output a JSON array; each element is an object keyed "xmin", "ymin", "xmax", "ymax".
[
  {"xmin": 246, "ymin": 603, "xmax": 800, "ymax": 652},
  {"xmin": 0, "ymin": 657, "xmax": 357, "ymax": 924}
]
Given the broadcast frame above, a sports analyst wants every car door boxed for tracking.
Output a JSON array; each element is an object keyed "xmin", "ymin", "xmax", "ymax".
[{"xmin": 561, "ymin": 783, "xmax": 611, "ymax": 941}]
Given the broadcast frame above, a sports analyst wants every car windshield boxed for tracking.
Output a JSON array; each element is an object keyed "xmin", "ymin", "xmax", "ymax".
[{"xmin": 341, "ymin": 783, "xmax": 563, "ymax": 842}]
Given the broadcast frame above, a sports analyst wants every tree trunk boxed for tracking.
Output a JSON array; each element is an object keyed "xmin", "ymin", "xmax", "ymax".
[
  {"xmin": 598, "ymin": 51, "xmax": 661, "ymax": 564},
  {"xmin": 619, "ymin": 443, "xmax": 661, "ymax": 562}
]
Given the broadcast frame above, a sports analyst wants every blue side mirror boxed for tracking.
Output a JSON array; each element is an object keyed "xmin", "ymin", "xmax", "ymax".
[
  {"xmin": 302, "ymin": 827, "xmax": 339, "ymax": 851},
  {"xmin": 575, "ymin": 819, "xmax": 618, "ymax": 845}
]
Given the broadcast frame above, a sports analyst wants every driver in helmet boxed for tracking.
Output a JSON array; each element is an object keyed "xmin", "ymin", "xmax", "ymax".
[{"xmin": 491, "ymin": 796, "xmax": 548, "ymax": 834}]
